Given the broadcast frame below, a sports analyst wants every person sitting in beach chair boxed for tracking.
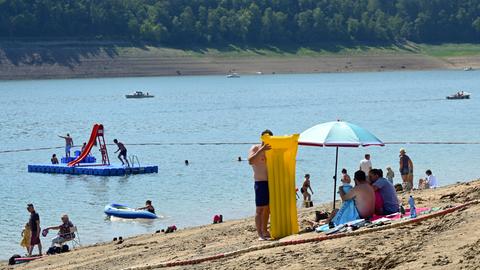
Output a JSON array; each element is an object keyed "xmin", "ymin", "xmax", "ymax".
[{"xmin": 44, "ymin": 214, "xmax": 76, "ymax": 247}]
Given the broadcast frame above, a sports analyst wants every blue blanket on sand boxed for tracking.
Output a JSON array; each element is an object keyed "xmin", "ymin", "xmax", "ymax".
[{"xmin": 332, "ymin": 185, "xmax": 360, "ymax": 226}]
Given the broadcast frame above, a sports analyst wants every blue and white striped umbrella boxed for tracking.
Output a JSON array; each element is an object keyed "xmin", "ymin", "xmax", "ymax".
[
  {"xmin": 299, "ymin": 120, "xmax": 384, "ymax": 210},
  {"xmin": 299, "ymin": 121, "xmax": 384, "ymax": 147}
]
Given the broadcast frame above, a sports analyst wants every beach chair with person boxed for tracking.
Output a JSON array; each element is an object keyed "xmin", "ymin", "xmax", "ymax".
[{"xmin": 43, "ymin": 214, "xmax": 81, "ymax": 250}]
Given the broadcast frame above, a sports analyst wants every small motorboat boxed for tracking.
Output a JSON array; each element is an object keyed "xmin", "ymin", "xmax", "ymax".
[
  {"xmin": 446, "ymin": 91, "xmax": 471, "ymax": 100},
  {"xmin": 104, "ymin": 203, "xmax": 157, "ymax": 219},
  {"xmin": 226, "ymin": 73, "xmax": 240, "ymax": 78},
  {"xmin": 464, "ymin": 67, "xmax": 473, "ymax": 71},
  {"xmin": 125, "ymin": 91, "xmax": 154, "ymax": 99}
]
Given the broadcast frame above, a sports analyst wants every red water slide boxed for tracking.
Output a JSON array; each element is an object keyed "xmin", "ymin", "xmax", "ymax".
[{"xmin": 67, "ymin": 124, "xmax": 105, "ymax": 167}]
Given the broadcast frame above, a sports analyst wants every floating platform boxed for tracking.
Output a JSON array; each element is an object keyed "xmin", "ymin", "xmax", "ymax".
[{"xmin": 28, "ymin": 164, "xmax": 158, "ymax": 176}]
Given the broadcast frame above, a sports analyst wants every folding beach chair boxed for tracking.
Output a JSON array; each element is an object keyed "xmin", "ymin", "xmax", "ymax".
[{"xmin": 57, "ymin": 226, "xmax": 81, "ymax": 249}]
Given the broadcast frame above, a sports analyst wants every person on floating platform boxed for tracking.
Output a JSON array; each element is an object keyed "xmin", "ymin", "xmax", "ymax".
[
  {"xmin": 300, "ymin": 174, "xmax": 314, "ymax": 202},
  {"xmin": 113, "ymin": 139, "xmax": 130, "ymax": 167},
  {"xmin": 58, "ymin": 133, "xmax": 74, "ymax": 158},
  {"xmin": 51, "ymin": 154, "xmax": 59, "ymax": 164},
  {"xmin": 137, "ymin": 200, "xmax": 155, "ymax": 214},
  {"xmin": 81, "ymin": 142, "xmax": 87, "ymax": 155},
  {"xmin": 248, "ymin": 129, "xmax": 272, "ymax": 241}
]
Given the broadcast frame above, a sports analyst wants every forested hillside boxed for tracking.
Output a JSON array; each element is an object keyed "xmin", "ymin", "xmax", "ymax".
[{"xmin": 1, "ymin": 0, "xmax": 479, "ymax": 44}]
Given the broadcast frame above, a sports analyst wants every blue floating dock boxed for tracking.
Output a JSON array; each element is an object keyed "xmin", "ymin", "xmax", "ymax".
[{"xmin": 28, "ymin": 164, "xmax": 158, "ymax": 176}]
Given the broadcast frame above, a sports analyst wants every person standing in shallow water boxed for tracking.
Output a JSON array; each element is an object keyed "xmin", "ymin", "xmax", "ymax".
[
  {"xmin": 248, "ymin": 129, "xmax": 272, "ymax": 240},
  {"xmin": 399, "ymin": 148, "xmax": 413, "ymax": 191}
]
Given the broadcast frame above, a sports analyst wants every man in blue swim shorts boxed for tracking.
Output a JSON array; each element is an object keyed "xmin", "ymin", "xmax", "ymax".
[
  {"xmin": 248, "ymin": 129, "xmax": 272, "ymax": 240},
  {"xmin": 58, "ymin": 133, "xmax": 74, "ymax": 158}
]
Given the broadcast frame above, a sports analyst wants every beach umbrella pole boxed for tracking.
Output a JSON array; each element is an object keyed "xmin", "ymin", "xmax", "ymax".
[{"xmin": 332, "ymin": 146, "xmax": 339, "ymax": 211}]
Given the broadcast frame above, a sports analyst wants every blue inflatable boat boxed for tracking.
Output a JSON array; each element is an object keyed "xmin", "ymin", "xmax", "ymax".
[{"xmin": 104, "ymin": 203, "xmax": 157, "ymax": 219}]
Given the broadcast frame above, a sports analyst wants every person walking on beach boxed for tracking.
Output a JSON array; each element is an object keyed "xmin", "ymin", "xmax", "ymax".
[
  {"xmin": 113, "ymin": 139, "xmax": 130, "ymax": 167},
  {"xmin": 58, "ymin": 134, "xmax": 73, "ymax": 158},
  {"xmin": 359, "ymin": 154, "xmax": 372, "ymax": 181},
  {"xmin": 301, "ymin": 174, "xmax": 314, "ymax": 202},
  {"xmin": 27, "ymin": 203, "xmax": 42, "ymax": 256},
  {"xmin": 399, "ymin": 148, "xmax": 413, "ymax": 191},
  {"xmin": 248, "ymin": 129, "xmax": 272, "ymax": 240}
]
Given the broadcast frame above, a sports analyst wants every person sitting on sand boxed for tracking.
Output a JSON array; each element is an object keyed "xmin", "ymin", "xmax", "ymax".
[
  {"xmin": 418, "ymin": 178, "xmax": 428, "ymax": 190},
  {"xmin": 44, "ymin": 214, "xmax": 75, "ymax": 247},
  {"xmin": 137, "ymin": 200, "xmax": 155, "ymax": 214},
  {"xmin": 425, "ymin": 170, "xmax": 438, "ymax": 189},
  {"xmin": 327, "ymin": 170, "xmax": 375, "ymax": 226},
  {"xmin": 113, "ymin": 139, "xmax": 130, "ymax": 167},
  {"xmin": 51, "ymin": 154, "xmax": 59, "ymax": 164},
  {"xmin": 300, "ymin": 174, "xmax": 314, "ymax": 201},
  {"xmin": 329, "ymin": 170, "xmax": 357, "ymax": 226},
  {"xmin": 369, "ymin": 169, "xmax": 399, "ymax": 215}
]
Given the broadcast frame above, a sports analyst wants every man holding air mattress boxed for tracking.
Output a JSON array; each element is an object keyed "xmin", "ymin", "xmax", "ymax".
[{"xmin": 248, "ymin": 129, "xmax": 273, "ymax": 240}]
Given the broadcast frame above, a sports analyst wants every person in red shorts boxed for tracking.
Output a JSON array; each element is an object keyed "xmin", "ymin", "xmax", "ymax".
[{"xmin": 27, "ymin": 203, "xmax": 42, "ymax": 256}]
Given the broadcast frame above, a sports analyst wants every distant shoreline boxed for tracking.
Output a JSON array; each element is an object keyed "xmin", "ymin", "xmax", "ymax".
[{"xmin": 0, "ymin": 41, "xmax": 479, "ymax": 80}]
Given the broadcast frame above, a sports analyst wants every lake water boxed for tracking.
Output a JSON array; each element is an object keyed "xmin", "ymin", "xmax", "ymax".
[{"xmin": 0, "ymin": 70, "xmax": 479, "ymax": 258}]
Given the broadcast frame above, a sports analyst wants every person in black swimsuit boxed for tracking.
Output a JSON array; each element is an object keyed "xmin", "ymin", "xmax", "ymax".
[
  {"xmin": 137, "ymin": 200, "xmax": 155, "ymax": 214},
  {"xmin": 113, "ymin": 139, "xmax": 130, "ymax": 167}
]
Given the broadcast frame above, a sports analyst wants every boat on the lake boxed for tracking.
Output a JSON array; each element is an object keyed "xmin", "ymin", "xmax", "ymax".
[
  {"xmin": 226, "ymin": 73, "xmax": 240, "ymax": 78},
  {"xmin": 125, "ymin": 91, "xmax": 154, "ymax": 98},
  {"xmin": 104, "ymin": 203, "xmax": 157, "ymax": 219},
  {"xmin": 446, "ymin": 91, "xmax": 471, "ymax": 100},
  {"xmin": 464, "ymin": 67, "xmax": 473, "ymax": 71}
]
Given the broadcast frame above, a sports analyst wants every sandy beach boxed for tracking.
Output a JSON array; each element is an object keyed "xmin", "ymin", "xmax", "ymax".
[
  {"xmin": 1, "ymin": 41, "xmax": 479, "ymax": 80},
  {"xmin": 3, "ymin": 178, "xmax": 479, "ymax": 270}
]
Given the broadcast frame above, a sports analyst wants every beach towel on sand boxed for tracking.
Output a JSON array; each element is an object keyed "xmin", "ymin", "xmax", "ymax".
[{"xmin": 332, "ymin": 185, "xmax": 360, "ymax": 226}]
